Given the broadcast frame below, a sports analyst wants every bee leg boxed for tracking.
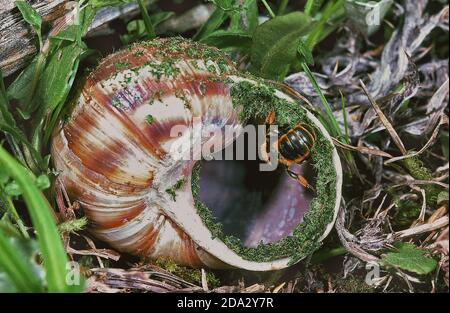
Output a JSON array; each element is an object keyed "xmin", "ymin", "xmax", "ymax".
[
  {"xmin": 260, "ymin": 141, "xmax": 270, "ymax": 163},
  {"xmin": 286, "ymin": 168, "xmax": 315, "ymax": 192},
  {"xmin": 260, "ymin": 111, "xmax": 277, "ymax": 164},
  {"xmin": 265, "ymin": 111, "xmax": 276, "ymax": 125}
]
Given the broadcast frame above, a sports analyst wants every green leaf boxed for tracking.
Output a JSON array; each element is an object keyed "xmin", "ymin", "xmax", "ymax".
[
  {"xmin": 127, "ymin": 19, "xmax": 147, "ymax": 34},
  {"xmin": 250, "ymin": 12, "xmax": 312, "ymax": 80},
  {"xmin": 297, "ymin": 39, "xmax": 314, "ymax": 65},
  {"xmin": 15, "ymin": 1, "xmax": 42, "ymax": 47},
  {"xmin": 0, "ymin": 273, "xmax": 17, "ymax": 292},
  {"xmin": 304, "ymin": 0, "xmax": 324, "ymax": 16},
  {"xmin": 50, "ymin": 25, "xmax": 80, "ymax": 43},
  {"xmin": 260, "ymin": 0, "xmax": 275, "ymax": 18},
  {"xmin": 36, "ymin": 174, "xmax": 50, "ymax": 190},
  {"xmin": 300, "ymin": 63, "xmax": 341, "ymax": 137},
  {"xmin": 0, "ymin": 122, "xmax": 45, "ymax": 169},
  {"xmin": 35, "ymin": 42, "xmax": 82, "ymax": 115},
  {"xmin": 137, "ymin": 0, "xmax": 156, "ymax": 39},
  {"xmin": 0, "ymin": 70, "xmax": 16, "ymax": 127},
  {"xmin": 381, "ymin": 242, "xmax": 438, "ymax": 275},
  {"xmin": 0, "ymin": 146, "xmax": 84, "ymax": 292},
  {"xmin": 0, "ymin": 230, "xmax": 44, "ymax": 292},
  {"xmin": 201, "ymin": 30, "xmax": 252, "ymax": 52},
  {"xmin": 6, "ymin": 58, "xmax": 37, "ymax": 107},
  {"xmin": 121, "ymin": 12, "xmax": 175, "ymax": 45},
  {"xmin": 228, "ymin": 0, "xmax": 259, "ymax": 32},
  {"xmin": 0, "ymin": 189, "xmax": 29, "ymax": 239},
  {"xmin": 0, "ymin": 219, "xmax": 23, "ymax": 239},
  {"xmin": 0, "ymin": 167, "xmax": 8, "ymax": 185},
  {"xmin": 245, "ymin": 0, "xmax": 259, "ymax": 32},
  {"xmin": 4, "ymin": 181, "xmax": 21, "ymax": 197},
  {"xmin": 89, "ymin": 0, "xmax": 133, "ymax": 8},
  {"xmin": 207, "ymin": 0, "xmax": 238, "ymax": 11},
  {"xmin": 305, "ymin": 0, "xmax": 343, "ymax": 51},
  {"xmin": 193, "ymin": 8, "xmax": 228, "ymax": 41},
  {"xmin": 151, "ymin": 11, "xmax": 175, "ymax": 26}
]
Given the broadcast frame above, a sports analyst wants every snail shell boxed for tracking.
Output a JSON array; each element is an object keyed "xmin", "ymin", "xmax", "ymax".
[{"xmin": 52, "ymin": 38, "xmax": 342, "ymax": 271}]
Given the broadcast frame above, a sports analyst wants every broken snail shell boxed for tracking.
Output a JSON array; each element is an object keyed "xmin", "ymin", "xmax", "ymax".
[{"xmin": 52, "ymin": 37, "xmax": 342, "ymax": 271}]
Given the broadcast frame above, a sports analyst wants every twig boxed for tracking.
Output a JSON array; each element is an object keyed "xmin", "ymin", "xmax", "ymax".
[
  {"xmin": 385, "ymin": 114, "xmax": 448, "ymax": 165},
  {"xmin": 66, "ymin": 246, "xmax": 121, "ymax": 261},
  {"xmin": 335, "ymin": 203, "xmax": 381, "ymax": 263},
  {"xmin": 333, "ymin": 138, "xmax": 393, "ymax": 158},
  {"xmin": 201, "ymin": 268, "xmax": 209, "ymax": 292},
  {"xmin": 393, "ymin": 216, "xmax": 449, "ymax": 239},
  {"xmin": 273, "ymin": 282, "xmax": 285, "ymax": 293},
  {"xmin": 360, "ymin": 79, "xmax": 407, "ymax": 155},
  {"xmin": 392, "ymin": 180, "xmax": 449, "ymax": 190}
]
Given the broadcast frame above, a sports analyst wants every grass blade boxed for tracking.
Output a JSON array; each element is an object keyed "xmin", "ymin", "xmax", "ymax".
[
  {"xmin": 0, "ymin": 230, "xmax": 43, "ymax": 292},
  {"xmin": 137, "ymin": 0, "xmax": 156, "ymax": 39},
  {"xmin": 0, "ymin": 146, "xmax": 80, "ymax": 292},
  {"xmin": 0, "ymin": 190, "xmax": 29, "ymax": 239},
  {"xmin": 340, "ymin": 90, "xmax": 350, "ymax": 144},
  {"xmin": 261, "ymin": 0, "xmax": 275, "ymax": 18},
  {"xmin": 277, "ymin": 0, "xmax": 289, "ymax": 15},
  {"xmin": 304, "ymin": 0, "xmax": 324, "ymax": 16},
  {"xmin": 305, "ymin": 0, "xmax": 343, "ymax": 51},
  {"xmin": 301, "ymin": 62, "xmax": 359, "ymax": 177},
  {"xmin": 193, "ymin": 8, "xmax": 227, "ymax": 41},
  {"xmin": 301, "ymin": 62, "xmax": 341, "ymax": 135}
]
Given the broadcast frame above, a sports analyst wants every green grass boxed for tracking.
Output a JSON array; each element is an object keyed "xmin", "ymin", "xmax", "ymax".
[{"xmin": 0, "ymin": 146, "xmax": 84, "ymax": 292}]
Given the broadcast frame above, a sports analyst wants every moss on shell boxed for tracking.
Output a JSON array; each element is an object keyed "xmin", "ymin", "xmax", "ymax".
[{"xmin": 191, "ymin": 79, "xmax": 338, "ymax": 263}]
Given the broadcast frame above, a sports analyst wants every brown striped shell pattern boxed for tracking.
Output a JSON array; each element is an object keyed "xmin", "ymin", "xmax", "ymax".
[{"xmin": 52, "ymin": 37, "xmax": 343, "ymax": 271}]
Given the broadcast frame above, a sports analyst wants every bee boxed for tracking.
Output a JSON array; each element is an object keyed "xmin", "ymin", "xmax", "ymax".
[{"xmin": 260, "ymin": 111, "xmax": 317, "ymax": 191}]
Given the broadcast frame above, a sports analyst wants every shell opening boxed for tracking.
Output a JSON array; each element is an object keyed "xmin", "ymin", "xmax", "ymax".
[{"xmin": 196, "ymin": 139, "xmax": 316, "ymax": 248}]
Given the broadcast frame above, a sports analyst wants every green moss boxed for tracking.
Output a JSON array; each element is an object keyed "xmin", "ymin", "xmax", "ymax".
[
  {"xmin": 191, "ymin": 79, "xmax": 338, "ymax": 263},
  {"xmin": 403, "ymin": 156, "xmax": 433, "ymax": 180},
  {"xmin": 174, "ymin": 89, "xmax": 192, "ymax": 109},
  {"xmin": 165, "ymin": 177, "xmax": 186, "ymax": 201},
  {"xmin": 145, "ymin": 114, "xmax": 155, "ymax": 125},
  {"xmin": 137, "ymin": 36, "xmax": 237, "ymax": 77},
  {"xmin": 335, "ymin": 275, "xmax": 375, "ymax": 293},
  {"xmin": 155, "ymin": 257, "xmax": 220, "ymax": 288},
  {"xmin": 57, "ymin": 217, "xmax": 88, "ymax": 234},
  {"xmin": 230, "ymin": 80, "xmax": 306, "ymax": 126},
  {"xmin": 115, "ymin": 61, "xmax": 130, "ymax": 71},
  {"xmin": 402, "ymin": 156, "xmax": 442, "ymax": 205},
  {"xmin": 393, "ymin": 198, "xmax": 422, "ymax": 226},
  {"xmin": 103, "ymin": 37, "xmax": 237, "ymax": 87},
  {"xmin": 145, "ymin": 59, "xmax": 180, "ymax": 80}
]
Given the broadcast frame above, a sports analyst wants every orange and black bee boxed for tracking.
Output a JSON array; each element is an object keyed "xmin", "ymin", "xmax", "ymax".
[{"xmin": 260, "ymin": 111, "xmax": 317, "ymax": 191}]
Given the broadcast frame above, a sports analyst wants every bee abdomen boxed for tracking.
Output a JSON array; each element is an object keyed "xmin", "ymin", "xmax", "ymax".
[{"xmin": 278, "ymin": 123, "xmax": 316, "ymax": 162}]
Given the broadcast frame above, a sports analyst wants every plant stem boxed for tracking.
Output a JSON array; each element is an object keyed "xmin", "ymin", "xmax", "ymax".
[
  {"xmin": 311, "ymin": 246, "xmax": 347, "ymax": 264},
  {"xmin": 0, "ymin": 230, "xmax": 43, "ymax": 292},
  {"xmin": 305, "ymin": 0, "xmax": 343, "ymax": 51},
  {"xmin": 23, "ymin": 52, "xmax": 46, "ymax": 116},
  {"xmin": 340, "ymin": 90, "xmax": 350, "ymax": 144},
  {"xmin": 261, "ymin": 0, "xmax": 276, "ymax": 18},
  {"xmin": 277, "ymin": 0, "xmax": 289, "ymax": 15},
  {"xmin": 301, "ymin": 62, "xmax": 341, "ymax": 136},
  {"xmin": 137, "ymin": 0, "xmax": 156, "ymax": 39},
  {"xmin": 0, "ymin": 146, "xmax": 79, "ymax": 292},
  {"xmin": 0, "ymin": 190, "xmax": 29, "ymax": 239}
]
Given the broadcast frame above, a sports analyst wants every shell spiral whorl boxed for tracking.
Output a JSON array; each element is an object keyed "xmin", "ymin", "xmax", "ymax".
[{"xmin": 52, "ymin": 37, "xmax": 342, "ymax": 271}]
